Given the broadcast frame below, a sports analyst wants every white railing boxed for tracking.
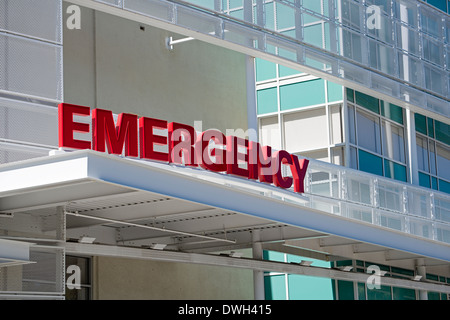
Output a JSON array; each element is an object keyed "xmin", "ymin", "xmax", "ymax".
[{"xmin": 304, "ymin": 159, "xmax": 450, "ymax": 244}]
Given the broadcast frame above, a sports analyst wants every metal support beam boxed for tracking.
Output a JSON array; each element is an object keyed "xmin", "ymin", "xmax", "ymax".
[
  {"xmin": 65, "ymin": 242, "xmax": 450, "ymax": 295},
  {"xmin": 252, "ymin": 230, "xmax": 265, "ymax": 300},
  {"xmin": 65, "ymin": 211, "xmax": 236, "ymax": 244},
  {"xmin": 416, "ymin": 258, "xmax": 428, "ymax": 300}
]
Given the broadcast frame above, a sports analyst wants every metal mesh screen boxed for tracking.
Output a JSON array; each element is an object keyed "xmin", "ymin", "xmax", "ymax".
[
  {"xmin": 0, "ymin": 33, "xmax": 62, "ymax": 102},
  {"xmin": 0, "ymin": 0, "xmax": 62, "ymax": 44},
  {"xmin": 0, "ymin": 143, "xmax": 51, "ymax": 164},
  {"xmin": 0, "ymin": 98, "xmax": 58, "ymax": 147},
  {"xmin": 0, "ymin": 209, "xmax": 65, "ymax": 299}
]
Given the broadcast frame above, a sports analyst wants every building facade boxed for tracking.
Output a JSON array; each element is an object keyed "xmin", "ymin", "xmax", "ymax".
[{"xmin": 0, "ymin": 0, "xmax": 449, "ymax": 300}]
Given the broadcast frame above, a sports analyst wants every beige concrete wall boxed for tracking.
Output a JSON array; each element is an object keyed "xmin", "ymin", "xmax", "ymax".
[
  {"xmin": 63, "ymin": 4, "xmax": 253, "ymax": 300},
  {"xmin": 63, "ymin": 4, "xmax": 249, "ymax": 133},
  {"xmin": 93, "ymin": 256, "xmax": 254, "ymax": 300}
]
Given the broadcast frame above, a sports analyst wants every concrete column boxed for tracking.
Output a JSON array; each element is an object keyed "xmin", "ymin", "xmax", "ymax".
[
  {"xmin": 246, "ymin": 55, "xmax": 258, "ymax": 143},
  {"xmin": 406, "ymin": 109, "xmax": 419, "ymax": 185},
  {"xmin": 416, "ymin": 259, "xmax": 428, "ymax": 300},
  {"xmin": 252, "ymin": 230, "xmax": 265, "ymax": 300}
]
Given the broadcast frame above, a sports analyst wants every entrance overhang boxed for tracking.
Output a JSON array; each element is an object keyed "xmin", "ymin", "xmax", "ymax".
[{"xmin": 0, "ymin": 150, "xmax": 449, "ymax": 270}]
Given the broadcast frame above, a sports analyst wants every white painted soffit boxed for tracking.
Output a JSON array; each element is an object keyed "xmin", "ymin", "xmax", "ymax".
[{"xmin": 0, "ymin": 150, "xmax": 449, "ymax": 262}]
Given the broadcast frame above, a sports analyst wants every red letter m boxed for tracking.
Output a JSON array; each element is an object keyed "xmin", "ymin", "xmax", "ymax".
[{"xmin": 92, "ymin": 108, "xmax": 138, "ymax": 157}]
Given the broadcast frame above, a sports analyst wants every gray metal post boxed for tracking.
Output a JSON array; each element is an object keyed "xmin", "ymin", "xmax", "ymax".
[{"xmin": 252, "ymin": 229, "xmax": 265, "ymax": 300}]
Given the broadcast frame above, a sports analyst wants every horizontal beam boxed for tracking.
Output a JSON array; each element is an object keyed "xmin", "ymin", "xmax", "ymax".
[{"xmin": 65, "ymin": 242, "xmax": 450, "ymax": 294}]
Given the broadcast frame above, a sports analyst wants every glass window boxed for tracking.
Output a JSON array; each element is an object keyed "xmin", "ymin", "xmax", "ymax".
[
  {"xmin": 419, "ymin": 172, "xmax": 431, "ymax": 188},
  {"xmin": 416, "ymin": 135, "xmax": 429, "ymax": 172},
  {"xmin": 283, "ymin": 108, "xmax": 328, "ymax": 151},
  {"xmin": 304, "ymin": 23, "xmax": 324, "ymax": 49},
  {"xmin": 430, "ymin": 141, "xmax": 437, "ymax": 175},
  {"xmin": 337, "ymin": 280, "xmax": 355, "ymax": 300},
  {"xmin": 255, "ymin": 58, "xmax": 276, "ymax": 82},
  {"xmin": 264, "ymin": 275, "xmax": 286, "ymax": 300},
  {"xmin": 355, "ymin": 91, "xmax": 379, "ymax": 114},
  {"xmin": 259, "ymin": 116, "xmax": 280, "ymax": 150},
  {"xmin": 257, "ymin": 87, "xmax": 278, "ymax": 115},
  {"xmin": 276, "ymin": 2, "xmax": 295, "ymax": 30},
  {"xmin": 279, "ymin": 79, "xmax": 326, "ymax": 110},
  {"xmin": 435, "ymin": 120, "xmax": 450, "ymax": 145},
  {"xmin": 415, "ymin": 113, "xmax": 450, "ymax": 194},
  {"xmin": 415, "ymin": 113, "xmax": 427, "ymax": 135},
  {"xmin": 382, "ymin": 120, "xmax": 405, "ymax": 163},
  {"xmin": 356, "ymin": 110, "xmax": 382, "ymax": 154},
  {"xmin": 327, "ymin": 81, "xmax": 343, "ymax": 102},
  {"xmin": 359, "ymin": 150, "xmax": 383, "ymax": 176},
  {"xmin": 436, "ymin": 143, "xmax": 450, "ymax": 181},
  {"xmin": 65, "ymin": 255, "xmax": 91, "ymax": 300},
  {"xmin": 426, "ymin": 0, "xmax": 448, "ymax": 12},
  {"xmin": 384, "ymin": 159, "xmax": 407, "ymax": 182},
  {"xmin": 380, "ymin": 102, "xmax": 403, "ymax": 125},
  {"xmin": 393, "ymin": 287, "xmax": 416, "ymax": 300}
]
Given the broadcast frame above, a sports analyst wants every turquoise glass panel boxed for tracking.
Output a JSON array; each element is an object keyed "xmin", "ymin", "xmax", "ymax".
[
  {"xmin": 264, "ymin": 275, "xmax": 286, "ymax": 300},
  {"xmin": 229, "ymin": 0, "xmax": 242, "ymax": 8},
  {"xmin": 229, "ymin": 8, "xmax": 243, "ymax": 19},
  {"xmin": 276, "ymin": 2, "xmax": 295, "ymax": 29},
  {"xmin": 419, "ymin": 172, "xmax": 431, "ymax": 188},
  {"xmin": 279, "ymin": 65, "xmax": 301, "ymax": 78},
  {"xmin": 358, "ymin": 150, "xmax": 383, "ymax": 177},
  {"xmin": 428, "ymin": 292, "xmax": 441, "ymax": 300},
  {"xmin": 346, "ymin": 88, "xmax": 355, "ymax": 102},
  {"xmin": 393, "ymin": 287, "xmax": 416, "ymax": 300},
  {"xmin": 358, "ymin": 283, "xmax": 366, "ymax": 300},
  {"xmin": 264, "ymin": 2, "xmax": 275, "ymax": 30},
  {"xmin": 367, "ymin": 285, "xmax": 392, "ymax": 300},
  {"xmin": 432, "ymin": 176, "xmax": 438, "ymax": 190},
  {"xmin": 327, "ymin": 81, "xmax": 343, "ymax": 102},
  {"xmin": 288, "ymin": 275, "xmax": 335, "ymax": 300},
  {"xmin": 337, "ymin": 280, "xmax": 354, "ymax": 300},
  {"xmin": 384, "ymin": 159, "xmax": 407, "ymax": 182},
  {"xmin": 439, "ymin": 179, "xmax": 450, "ymax": 194},
  {"xmin": 427, "ymin": 0, "xmax": 447, "ymax": 12},
  {"xmin": 279, "ymin": 79, "xmax": 325, "ymax": 110},
  {"xmin": 415, "ymin": 114, "xmax": 427, "ymax": 135},
  {"xmin": 304, "ymin": 23, "xmax": 323, "ymax": 48},
  {"xmin": 380, "ymin": 102, "xmax": 403, "ymax": 124},
  {"xmin": 255, "ymin": 58, "xmax": 277, "ymax": 82},
  {"xmin": 355, "ymin": 91, "xmax": 379, "ymax": 114},
  {"xmin": 435, "ymin": 120, "xmax": 450, "ymax": 145},
  {"xmin": 257, "ymin": 87, "xmax": 278, "ymax": 115},
  {"xmin": 428, "ymin": 117, "xmax": 435, "ymax": 138},
  {"xmin": 263, "ymin": 250, "xmax": 284, "ymax": 262}
]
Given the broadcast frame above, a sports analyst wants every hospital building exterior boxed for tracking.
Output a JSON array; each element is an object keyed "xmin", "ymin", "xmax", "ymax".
[{"xmin": 0, "ymin": 0, "xmax": 449, "ymax": 300}]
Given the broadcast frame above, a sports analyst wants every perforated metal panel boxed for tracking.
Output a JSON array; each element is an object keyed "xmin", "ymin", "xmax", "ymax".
[
  {"xmin": 0, "ymin": 33, "xmax": 62, "ymax": 102},
  {"xmin": 0, "ymin": 209, "xmax": 65, "ymax": 299},
  {"xmin": 0, "ymin": 0, "xmax": 62, "ymax": 44},
  {"xmin": 0, "ymin": 98, "xmax": 58, "ymax": 147}
]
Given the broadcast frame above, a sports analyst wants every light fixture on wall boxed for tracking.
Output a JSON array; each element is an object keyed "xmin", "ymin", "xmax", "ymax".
[
  {"xmin": 78, "ymin": 236, "xmax": 96, "ymax": 244},
  {"xmin": 150, "ymin": 243, "xmax": 167, "ymax": 250},
  {"xmin": 336, "ymin": 266, "xmax": 353, "ymax": 272},
  {"xmin": 299, "ymin": 260, "xmax": 313, "ymax": 266},
  {"xmin": 0, "ymin": 212, "xmax": 14, "ymax": 218}
]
